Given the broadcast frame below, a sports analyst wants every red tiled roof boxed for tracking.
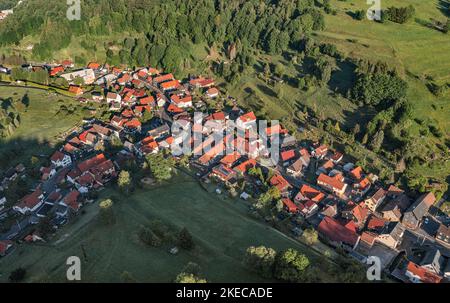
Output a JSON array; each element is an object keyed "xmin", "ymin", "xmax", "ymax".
[
  {"xmin": 160, "ymin": 80, "xmax": 180, "ymax": 90},
  {"xmin": 16, "ymin": 189, "xmax": 43, "ymax": 210},
  {"xmin": 0, "ymin": 240, "xmax": 13, "ymax": 255},
  {"xmin": 87, "ymin": 62, "xmax": 100, "ymax": 69},
  {"xmin": 317, "ymin": 173, "xmax": 346, "ymax": 191},
  {"xmin": 51, "ymin": 151, "xmax": 66, "ymax": 162},
  {"xmin": 281, "ymin": 149, "xmax": 296, "ymax": 162},
  {"xmin": 238, "ymin": 112, "xmax": 257, "ymax": 123},
  {"xmin": 207, "ymin": 112, "xmax": 226, "ymax": 121},
  {"xmin": 406, "ymin": 262, "xmax": 442, "ymax": 283},
  {"xmin": 270, "ymin": 174, "xmax": 291, "ymax": 192},
  {"xmin": 49, "ymin": 65, "xmax": 64, "ymax": 76},
  {"xmin": 367, "ymin": 216, "xmax": 387, "ymax": 230},
  {"xmin": 154, "ymin": 73, "xmax": 174, "ymax": 83},
  {"xmin": 299, "ymin": 185, "xmax": 325, "ymax": 202},
  {"xmin": 350, "ymin": 166, "xmax": 363, "ymax": 180},
  {"xmin": 207, "ymin": 87, "xmax": 219, "ymax": 96},
  {"xmin": 220, "ymin": 152, "xmax": 241, "ymax": 167},
  {"xmin": 318, "ymin": 216, "xmax": 359, "ymax": 247},
  {"xmin": 282, "ymin": 198, "xmax": 298, "ymax": 213},
  {"xmin": 64, "ymin": 190, "xmax": 81, "ymax": 211},
  {"xmin": 77, "ymin": 154, "xmax": 107, "ymax": 173},
  {"xmin": 233, "ymin": 159, "xmax": 256, "ymax": 173}
]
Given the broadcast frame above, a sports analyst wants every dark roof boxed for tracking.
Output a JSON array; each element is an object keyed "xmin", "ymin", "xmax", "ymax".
[
  {"xmin": 405, "ymin": 192, "xmax": 436, "ymax": 221},
  {"xmin": 420, "ymin": 248, "xmax": 445, "ymax": 270},
  {"xmin": 381, "ymin": 222, "xmax": 404, "ymax": 241}
]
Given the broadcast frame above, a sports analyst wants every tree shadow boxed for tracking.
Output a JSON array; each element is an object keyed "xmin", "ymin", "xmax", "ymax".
[
  {"xmin": 329, "ymin": 59, "xmax": 357, "ymax": 96},
  {"xmin": 437, "ymin": 0, "xmax": 450, "ymax": 17},
  {"xmin": 256, "ymin": 84, "xmax": 277, "ymax": 98}
]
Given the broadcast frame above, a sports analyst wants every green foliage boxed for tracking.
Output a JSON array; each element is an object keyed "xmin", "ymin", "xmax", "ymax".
[
  {"xmin": 175, "ymin": 272, "xmax": 207, "ymax": 283},
  {"xmin": 382, "ymin": 5, "xmax": 416, "ymax": 24},
  {"xmin": 351, "ymin": 71, "xmax": 407, "ymax": 106},
  {"xmin": 302, "ymin": 228, "xmax": 318, "ymax": 245},
  {"xmin": 244, "ymin": 246, "xmax": 277, "ymax": 278},
  {"xmin": 139, "ymin": 226, "xmax": 162, "ymax": 247},
  {"xmin": 274, "ymin": 248, "xmax": 310, "ymax": 282},
  {"xmin": 145, "ymin": 153, "xmax": 174, "ymax": 182},
  {"xmin": 177, "ymin": 227, "xmax": 194, "ymax": 250},
  {"xmin": 118, "ymin": 170, "xmax": 132, "ymax": 194}
]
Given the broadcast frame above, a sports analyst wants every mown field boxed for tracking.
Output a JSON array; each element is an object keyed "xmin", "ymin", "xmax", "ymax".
[
  {"xmin": 0, "ymin": 86, "xmax": 82, "ymax": 169},
  {"xmin": 0, "ymin": 173, "xmax": 338, "ymax": 283}
]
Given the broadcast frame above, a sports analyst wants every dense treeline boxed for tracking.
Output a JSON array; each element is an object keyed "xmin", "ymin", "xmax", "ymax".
[
  {"xmin": 382, "ymin": 5, "xmax": 415, "ymax": 24},
  {"xmin": 0, "ymin": 0, "xmax": 325, "ymax": 73},
  {"xmin": 0, "ymin": 0, "xmax": 19, "ymax": 10}
]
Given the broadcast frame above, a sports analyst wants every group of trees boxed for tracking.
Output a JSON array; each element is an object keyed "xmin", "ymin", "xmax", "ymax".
[
  {"xmin": 351, "ymin": 60, "xmax": 407, "ymax": 107},
  {"xmin": 244, "ymin": 246, "xmax": 311, "ymax": 282},
  {"xmin": 382, "ymin": 5, "xmax": 416, "ymax": 24},
  {"xmin": 0, "ymin": 0, "xmax": 326, "ymax": 73},
  {"xmin": 145, "ymin": 152, "xmax": 175, "ymax": 182},
  {"xmin": 0, "ymin": 97, "xmax": 22, "ymax": 138}
]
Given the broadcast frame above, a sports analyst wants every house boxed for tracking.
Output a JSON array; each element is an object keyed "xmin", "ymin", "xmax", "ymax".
[
  {"xmin": 148, "ymin": 124, "xmax": 170, "ymax": 139},
  {"xmin": 318, "ymin": 216, "xmax": 359, "ymax": 249},
  {"xmin": 13, "ymin": 189, "xmax": 45, "ymax": 214},
  {"xmin": 320, "ymin": 203, "xmax": 338, "ymax": 218},
  {"xmin": 68, "ymin": 85, "xmax": 83, "ymax": 96},
  {"xmin": 236, "ymin": 112, "xmax": 257, "ymax": 129},
  {"xmin": 50, "ymin": 151, "xmax": 72, "ymax": 168},
  {"xmin": 375, "ymin": 222, "xmax": 404, "ymax": 249},
  {"xmin": 171, "ymin": 94, "xmax": 193, "ymax": 108},
  {"xmin": 106, "ymin": 92, "xmax": 122, "ymax": 104},
  {"xmin": 233, "ymin": 159, "xmax": 257, "ymax": 175},
  {"xmin": 402, "ymin": 192, "xmax": 436, "ymax": 229},
  {"xmin": 281, "ymin": 198, "xmax": 298, "ymax": 214},
  {"xmin": 317, "ymin": 159, "xmax": 334, "ymax": 175},
  {"xmin": 286, "ymin": 158, "xmax": 304, "ymax": 177},
  {"xmin": 349, "ymin": 166, "xmax": 364, "ymax": 180},
  {"xmin": 405, "ymin": 261, "xmax": 442, "ymax": 283},
  {"xmin": 420, "ymin": 248, "xmax": 445, "ymax": 275},
  {"xmin": 0, "ymin": 240, "xmax": 14, "ymax": 257},
  {"xmin": 281, "ymin": 135, "xmax": 296, "ymax": 148},
  {"xmin": 312, "ymin": 144, "xmax": 328, "ymax": 159},
  {"xmin": 87, "ymin": 62, "xmax": 101, "ymax": 70},
  {"xmin": 317, "ymin": 173, "xmax": 347, "ymax": 197},
  {"xmin": 61, "ymin": 69, "xmax": 96, "ymax": 85},
  {"xmin": 220, "ymin": 153, "xmax": 241, "ymax": 168},
  {"xmin": 331, "ymin": 151, "xmax": 343, "ymax": 163},
  {"xmin": 270, "ymin": 174, "xmax": 292, "ymax": 196},
  {"xmin": 210, "ymin": 164, "xmax": 237, "ymax": 184},
  {"xmin": 153, "ymin": 73, "xmax": 174, "ymax": 84},
  {"xmin": 300, "ymin": 200, "xmax": 319, "ymax": 218},
  {"xmin": 342, "ymin": 202, "xmax": 369, "ymax": 229},
  {"xmin": 49, "ymin": 65, "xmax": 65, "ymax": 77},
  {"xmin": 364, "ymin": 188, "xmax": 386, "ymax": 212},
  {"xmin": 40, "ymin": 167, "xmax": 56, "ymax": 181},
  {"xmin": 280, "ymin": 149, "xmax": 297, "ymax": 165},
  {"xmin": 295, "ymin": 184, "xmax": 325, "ymax": 203},
  {"xmin": 123, "ymin": 119, "xmax": 142, "ymax": 133},
  {"xmin": 160, "ymin": 80, "xmax": 180, "ymax": 91},
  {"xmin": 435, "ymin": 224, "xmax": 450, "ymax": 245},
  {"xmin": 207, "ymin": 87, "xmax": 219, "ymax": 98},
  {"xmin": 366, "ymin": 215, "xmax": 388, "ymax": 233},
  {"xmin": 62, "ymin": 190, "xmax": 81, "ymax": 212}
]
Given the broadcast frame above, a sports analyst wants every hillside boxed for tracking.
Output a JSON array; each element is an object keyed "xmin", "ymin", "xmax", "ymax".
[{"xmin": 0, "ymin": 0, "xmax": 448, "ymax": 196}]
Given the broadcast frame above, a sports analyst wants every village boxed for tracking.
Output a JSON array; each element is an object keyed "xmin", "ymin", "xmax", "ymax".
[{"xmin": 0, "ymin": 60, "xmax": 449, "ymax": 283}]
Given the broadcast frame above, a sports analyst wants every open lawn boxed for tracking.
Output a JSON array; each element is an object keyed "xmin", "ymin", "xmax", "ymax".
[
  {"xmin": 0, "ymin": 173, "xmax": 338, "ymax": 283},
  {"xmin": 0, "ymin": 86, "xmax": 82, "ymax": 168}
]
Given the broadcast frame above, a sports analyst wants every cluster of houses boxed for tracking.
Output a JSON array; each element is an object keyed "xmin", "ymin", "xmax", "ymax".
[{"xmin": 0, "ymin": 61, "xmax": 449, "ymax": 283}]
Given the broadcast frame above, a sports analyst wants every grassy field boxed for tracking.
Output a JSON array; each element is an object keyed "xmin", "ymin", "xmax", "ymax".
[
  {"xmin": 0, "ymin": 173, "xmax": 338, "ymax": 283},
  {"xmin": 0, "ymin": 86, "xmax": 82, "ymax": 168},
  {"xmin": 318, "ymin": 0, "xmax": 450, "ymax": 131}
]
